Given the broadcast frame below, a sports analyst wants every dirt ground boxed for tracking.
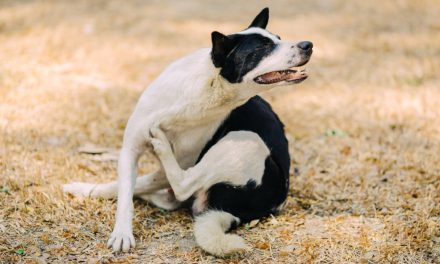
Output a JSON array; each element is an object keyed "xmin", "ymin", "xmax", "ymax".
[{"xmin": 1, "ymin": 0, "xmax": 439, "ymax": 263}]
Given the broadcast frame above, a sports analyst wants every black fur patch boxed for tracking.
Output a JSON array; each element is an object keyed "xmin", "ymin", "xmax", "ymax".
[
  {"xmin": 196, "ymin": 96, "xmax": 290, "ymax": 223},
  {"xmin": 218, "ymin": 33, "xmax": 277, "ymax": 83}
]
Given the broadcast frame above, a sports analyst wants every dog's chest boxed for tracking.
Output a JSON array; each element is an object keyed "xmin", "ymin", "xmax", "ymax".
[{"xmin": 167, "ymin": 120, "xmax": 223, "ymax": 169}]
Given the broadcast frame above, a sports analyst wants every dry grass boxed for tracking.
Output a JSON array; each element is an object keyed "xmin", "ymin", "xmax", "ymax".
[{"xmin": 1, "ymin": 0, "xmax": 439, "ymax": 263}]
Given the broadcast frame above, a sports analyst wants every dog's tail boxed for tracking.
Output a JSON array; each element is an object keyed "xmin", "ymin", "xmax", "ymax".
[{"xmin": 194, "ymin": 210, "xmax": 250, "ymax": 256}]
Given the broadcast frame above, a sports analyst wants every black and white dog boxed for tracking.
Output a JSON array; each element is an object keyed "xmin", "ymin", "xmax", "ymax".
[{"xmin": 64, "ymin": 8, "xmax": 313, "ymax": 256}]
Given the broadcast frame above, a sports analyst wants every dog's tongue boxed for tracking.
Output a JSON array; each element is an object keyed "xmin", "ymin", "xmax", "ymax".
[{"xmin": 255, "ymin": 69, "xmax": 307, "ymax": 84}]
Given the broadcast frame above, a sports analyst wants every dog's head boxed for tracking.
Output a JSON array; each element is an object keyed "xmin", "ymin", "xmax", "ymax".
[{"xmin": 211, "ymin": 8, "xmax": 312, "ymax": 92}]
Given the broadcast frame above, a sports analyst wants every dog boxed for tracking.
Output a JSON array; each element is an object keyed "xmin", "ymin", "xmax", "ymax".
[{"xmin": 63, "ymin": 7, "xmax": 313, "ymax": 256}]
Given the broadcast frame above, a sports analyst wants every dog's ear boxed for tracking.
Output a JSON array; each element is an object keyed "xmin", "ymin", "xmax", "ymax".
[
  {"xmin": 248, "ymin": 7, "xmax": 269, "ymax": 29},
  {"xmin": 211, "ymin": 31, "xmax": 234, "ymax": 68}
]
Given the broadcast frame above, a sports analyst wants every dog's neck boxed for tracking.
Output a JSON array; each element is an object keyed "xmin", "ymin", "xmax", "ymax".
[
  {"xmin": 160, "ymin": 58, "xmax": 253, "ymax": 131},
  {"xmin": 202, "ymin": 73, "xmax": 246, "ymax": 113}
]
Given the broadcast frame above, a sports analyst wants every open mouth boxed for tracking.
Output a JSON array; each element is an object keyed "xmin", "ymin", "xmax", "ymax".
[{"xmin": 254, "ymin": 65, "xmax": 309, "ymax": 85}]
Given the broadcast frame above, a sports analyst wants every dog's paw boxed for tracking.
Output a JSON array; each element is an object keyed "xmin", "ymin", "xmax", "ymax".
[
  {"xmin": 149, "ymin": 126, "xmax": 168, "ymax": 142},
  {"xmin": 63, "ymin": 182, "xmax": 97, "ymax": 197},
  {"xmin": 107, "ymin": 230, "xmax": 136, "ymax": 252},
  {"xmin": 149, "ymin": 127, "xmax": 172, "ymax": 156},
  {"xmin": 150, "ymin": 138, "xmax": 168, "ymax": 156}
]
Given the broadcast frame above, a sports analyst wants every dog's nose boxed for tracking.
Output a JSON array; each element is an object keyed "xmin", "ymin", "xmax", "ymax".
[{"xmin": 297, "ymin": 41, "xmax": 313, "ymax": 51}]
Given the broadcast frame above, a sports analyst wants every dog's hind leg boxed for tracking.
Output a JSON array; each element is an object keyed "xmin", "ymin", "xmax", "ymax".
[
  {"xmin": 149, "ymin": 127, "xmax": 269, "ymax": 201},
  {"xmin": 63, "ymin": 171, "xmax": 182, "ymax": 211},
  {"xmin": 63, "ymin": 170, "xmax": 169, "ymax": 199}
]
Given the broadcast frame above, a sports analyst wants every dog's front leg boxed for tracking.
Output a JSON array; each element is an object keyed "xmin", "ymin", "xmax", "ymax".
[{"xmin": 107, "ymin": 145, "xmax": 143, "ymax": 252}]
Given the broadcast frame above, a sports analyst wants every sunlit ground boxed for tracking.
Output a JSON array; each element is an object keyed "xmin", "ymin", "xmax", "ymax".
[{"xmin": 1, "ymin": 0, "xmax": 439, "ymax": 263}]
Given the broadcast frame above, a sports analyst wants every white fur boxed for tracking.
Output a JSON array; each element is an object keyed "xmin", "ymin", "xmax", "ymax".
[
  {"xmin": 63, "ymin": 28, "xmax": 306, "ymax": 252},
  {"xmin": 238, "ymin": 27, "xmax": 281, "ymax": 43},
  {"xmin": 194, "ymin": 211, "xmax": 250, "ymax": 256}
]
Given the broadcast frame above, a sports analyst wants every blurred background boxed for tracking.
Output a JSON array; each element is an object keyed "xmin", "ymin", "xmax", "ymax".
[{"xmin": 0, "ymin": 0, "xmax": 439, "ymax": 263}]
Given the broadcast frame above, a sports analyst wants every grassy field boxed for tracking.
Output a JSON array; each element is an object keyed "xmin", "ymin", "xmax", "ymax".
[{"xmin": 1, "ymin": 0, "xmax": 439, "ymax": 263}]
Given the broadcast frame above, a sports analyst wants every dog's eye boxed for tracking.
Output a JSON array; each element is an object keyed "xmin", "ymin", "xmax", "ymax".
[{"xmin": 275, "ymin": 35, "xmax": 281, "ymax": 40}]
